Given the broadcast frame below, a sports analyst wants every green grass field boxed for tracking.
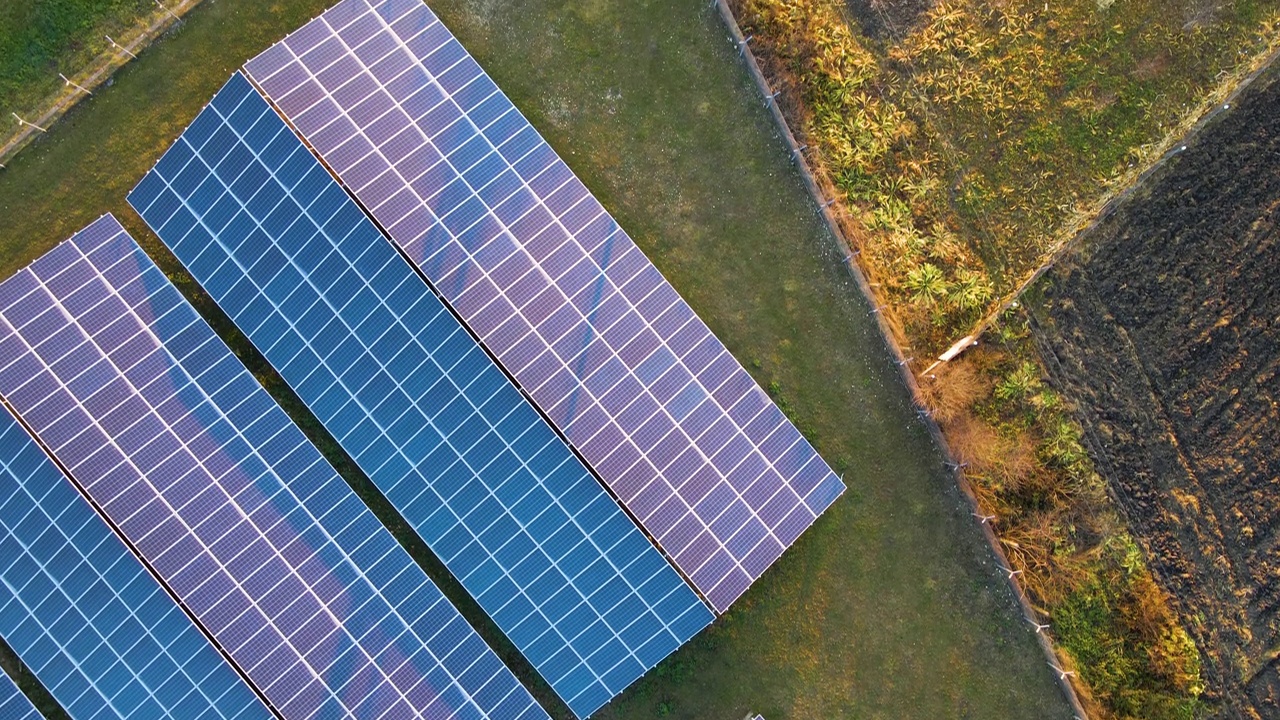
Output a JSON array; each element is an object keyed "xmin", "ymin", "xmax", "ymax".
[
  {"xmin": 0, "ymin": 0, "xmax": 158, "ymax": 123},
  {"xmin": 0, "ymin": 0, "xmax": 1071, "ymax": 717}
]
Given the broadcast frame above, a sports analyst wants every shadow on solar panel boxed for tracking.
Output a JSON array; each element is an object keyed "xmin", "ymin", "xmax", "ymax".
[
  {"xmin": 131, "ymin": 72, "xmax": 713, "ymax": 720},
  {"xmin": 122, "ymin": 0, "xmax": 851, "ymax": 715},
  {"xmin": 242, "ymin": 0, "xmax": 846, "ymax": 615},
  {"xmin": 0, "ymin": 230, "xmax": 272, "ymax": 720},
  {"xmin": 0, "ymin": 215, "xmax": 549, "ymax": 720}
]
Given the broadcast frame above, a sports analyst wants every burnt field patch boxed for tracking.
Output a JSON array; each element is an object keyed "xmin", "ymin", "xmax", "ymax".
[{"xmin": 1030, "ymin": 65, "xmax": 1280, "ymax": 718}]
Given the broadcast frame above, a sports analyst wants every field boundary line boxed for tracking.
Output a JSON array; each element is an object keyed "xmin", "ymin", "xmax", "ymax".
[
  {"xmin": 0, "ymin": 0, "xmax": 204, "ymax": 169},
  {"xmin": 921, "ymin": 30, "xmax": 1280, "ymax": 377},
  {"xmin": 713, "ymin": 2, "xmax": 1089, "ymax": 717}
]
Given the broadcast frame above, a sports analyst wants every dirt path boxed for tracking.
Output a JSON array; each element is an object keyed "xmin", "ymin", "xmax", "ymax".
[
  {"xmin": 1030, "ymin": 61, "xmax": 1280, "ymax": 718},
  {"xmin": 921, "ymin": 36, "xmax": 1280, "ymax": 377}
]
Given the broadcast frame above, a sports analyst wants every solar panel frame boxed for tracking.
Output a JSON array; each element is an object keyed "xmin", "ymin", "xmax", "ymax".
[
  {"xmin": 0, "ymin": 668, "xmax": 43, "ymax": 720},
  {"xmin": 245, "ymin": 0, "xmax": 845, "ymax": 612},
  {"xmin": 0, "ymin": 401, "xmax": 272, "ymax": 720},
  {"xmin": 129, "ymin": 72, "xmax": 712, "ymax": 720},
  {"xmin": 0, "ymin": 215, "xmax": 548, "ymax": 720}
]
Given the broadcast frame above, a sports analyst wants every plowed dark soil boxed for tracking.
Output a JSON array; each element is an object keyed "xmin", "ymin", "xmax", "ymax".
[{"xmin": 1030, "ymin": 67, "xmax": 1280, "ymax": 718}]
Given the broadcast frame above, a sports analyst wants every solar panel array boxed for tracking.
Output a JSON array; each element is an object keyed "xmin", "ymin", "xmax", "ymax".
[
  {"xmin": 0, "ymin": 670, "xmax": 41, "ymax": 720},
  {"xmin": 129, "ymin": 72, "xmax": 712, "ymax": 719},
  {"xmin": 0, "ymin": 215, "xmax": 548, "ymax": 720},
  {"xmin": 245, "ymin": 0, "xmax": 844, "ymax": 612},
  {"xmin": 0, "ymin": 403, "xmax": 270, "ymax": 720}
]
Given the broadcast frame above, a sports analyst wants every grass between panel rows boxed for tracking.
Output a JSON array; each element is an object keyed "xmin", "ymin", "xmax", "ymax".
[
  {"xmin": 731, "ymin": 0, "xmax": 1280, "ymax": 716},
  {"xmin": 0, "ymin": 0, "xmax": 1070, "ymax": 717}
]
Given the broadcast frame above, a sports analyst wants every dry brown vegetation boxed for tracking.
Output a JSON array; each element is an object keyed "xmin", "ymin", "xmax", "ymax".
[
  {"xmin": 733, "ymin": 0, "xmax": 1280, "ymax": 715},
  {"xmin": 736, "ymin": 0, "xmax": 1280, "ymax": 354},
  {"xmin": 926, "ymin": 320, "xmax": 1204, "ymax": 718}
]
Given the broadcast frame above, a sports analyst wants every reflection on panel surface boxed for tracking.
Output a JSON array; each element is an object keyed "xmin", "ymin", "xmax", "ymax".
[
  {"xmin": 0, "ymin": 215, "xmax": 548, "ymax": 720},
  {"xmin": 0, "ymin": 403, "xmax": 270, "ymax": 720},
  {"xmin": 247, "ymin": 0, "xmax": 844, "ymax": 613}
]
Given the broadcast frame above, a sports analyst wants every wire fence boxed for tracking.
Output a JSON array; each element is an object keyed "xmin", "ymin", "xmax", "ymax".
[
  {"xmin": 0, "ymin": 0, "xmax": 203, "ymax": 169},
  {"xmin": 711, "ymin": 1, "xmax": 1089, "ymax": 717}
]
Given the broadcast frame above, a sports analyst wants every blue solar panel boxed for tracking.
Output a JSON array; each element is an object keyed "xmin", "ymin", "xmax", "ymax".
[
  {"xmin": 0, "ymin": 215, "xmax": 548, "ymax": 720},
  {"xmin": 0, "ymin": 404, "xmax": 270, "ymax": 720},
  {"xmin": 130, "ymin": 73, "xmax": 712, "ymax": 719},
  {"xmin": 245, "ymin": 0, "xmax": 844, "ymax": 612},
  {"xmin": 0, "ymin": 669, "xmax": 42, "ymax": 720}
]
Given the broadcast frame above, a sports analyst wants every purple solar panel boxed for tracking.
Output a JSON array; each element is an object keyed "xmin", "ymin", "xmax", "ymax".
[
  {"xmin": 246, "ymin": 0, "xmax": 844, "ymax": 612},
  {"xmin": 0, "ymin": 215, "xmax": 548, "ymax": 720}
]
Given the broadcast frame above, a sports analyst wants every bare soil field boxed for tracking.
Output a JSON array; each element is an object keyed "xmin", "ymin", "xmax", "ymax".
[{"xmin": 1030, "ymin": 64, "xmax": 1280, "ymax": 718}]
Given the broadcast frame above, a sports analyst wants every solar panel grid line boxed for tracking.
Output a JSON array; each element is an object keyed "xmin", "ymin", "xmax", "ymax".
[
  {"xmin": 33, "ymin": 230, "xmax": 540, "ymax": 718},
  {"xmin": 0, "ymin": 669, "xmax": 41, "ymax": 720},
  {"xmin": 0, "ymin": 546, "xmax": 211, "ymax": 716},
  {"xmin": 0, "ymin": 399, "xmax": 274, "ymax": 720},
  {"xmin": 369, "ymin": 250, "xmax": 722, "ymax": 641},
  {"xmin": 1, "ymin": 409, "xmax": 262, "ymax": 717},
  {"xmin": 244, "ymin": 0, "xmax": 845, "ymax": 612},
  {"xmin": 0, "ymin": 545, "xmax": 201, "ymax": 718},
  {"xmin": 236, "ymin": 24, "xmax": 758, "ymax": 585},
  {"xmin": 384, "ymin": 298, "xmax": 716, "ymax": 661},
  {"xmin": 0, "ymin": 216, "xmax": 548, "ymax": 720},
  {"xmin": 240, "ymin": 102, "xmax": 721, "ymax": 632},
  {"xmin": 142, "ymin": 73, "xmax": 711, "ymax": 707},
  {"xmin": 404, "ymin": 29, "xmax": 829, "ymax": 556},
  {"xmin": 139, "ymin": 72, "xmax": 690, "ymax": 652},
  {"xmin": 238, "ymin": 17, "xmax": 720, "ymax": 492},
  {"xmin": 0, "ymin": 245, "xmax": 412, "ymax": 713},
  {"xmin": 130, "ymin": 72, "xmax": 712, "ymax": 718},
  {"xmin": 242, "ymin": 46, "xmax": 559, "ymax": 282},
  {"xmin": 246, "ymin": 1, "xmax": 833, "ymax": 556}
]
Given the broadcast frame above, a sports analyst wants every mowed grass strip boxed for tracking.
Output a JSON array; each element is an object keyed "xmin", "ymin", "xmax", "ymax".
[{"xmin": 0, "ymin": 0, "xmax": 1069, "ymax": 718}]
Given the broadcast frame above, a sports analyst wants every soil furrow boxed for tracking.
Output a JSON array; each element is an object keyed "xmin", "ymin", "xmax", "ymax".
[{"xmin": 1030, "ymin": 60, "xmax": 1280, "ymax": 717}]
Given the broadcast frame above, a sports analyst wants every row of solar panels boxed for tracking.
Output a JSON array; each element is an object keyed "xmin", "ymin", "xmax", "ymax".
[
  {"xmin": 241, "ymin": 0, "xmax": 846, "ymax": 612},
  {"xmin": 0, "ymin": 217, "xmax": 549, "ymax": 719},
  {"xmin": 129, "ymin": 72, "xmax": 713, "ymax": 718},
  {"xmin": 0, "ymin": 0, "xmax": 843, "ymax": 717}
]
